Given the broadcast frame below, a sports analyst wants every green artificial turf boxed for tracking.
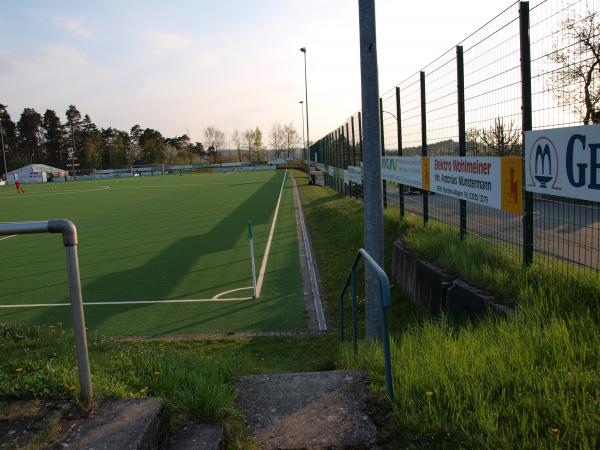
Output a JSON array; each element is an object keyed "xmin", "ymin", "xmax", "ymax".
[{"xmin": 0, "ymin": 170, "xmax": 306, "ymax": 335}]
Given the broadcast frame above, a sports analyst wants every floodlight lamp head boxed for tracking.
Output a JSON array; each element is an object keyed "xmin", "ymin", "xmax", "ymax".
[
  {"xmin": 300, "ymin": 47, "xmax": 306, "ymax": 53},
  {"xmin": 299, "ymin": 100, "xmax": 303, "ymax": 104}
]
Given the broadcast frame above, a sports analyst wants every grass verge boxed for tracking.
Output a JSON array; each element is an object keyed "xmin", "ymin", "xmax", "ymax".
[
  {"xmin": 298, "ymin": 179, "xmax": 600, "ymax": 449},
  {"xmin": 0, "ymin": 322, "xmax": 337, "ymax": 448}
]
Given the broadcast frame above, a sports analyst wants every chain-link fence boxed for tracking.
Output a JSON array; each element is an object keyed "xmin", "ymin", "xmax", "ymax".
[{"xmin": 310, "ymin": 0, "xmax": 599, "ymax": 275}]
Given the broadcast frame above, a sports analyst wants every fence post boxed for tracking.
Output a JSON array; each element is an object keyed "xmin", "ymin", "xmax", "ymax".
[
  {"xmin": 396, "ymin": 86, "xmax": 404, "ymax": 218},
  {"xmin": 345, "ymin": 122, "xmax": 351, "ymax": 194},
  {"xmin": 358, "ymin": 0, "xmax": 385, "ymax": 340},
  {"xmin": 456, "ymin": 46, "xmax": 467, "ymax": 239},
  {"xmin": 358, "ymin": 111, "xmax": 364, "ymax": 198},
  {"xmin": 351, "ymin": 116, "xmax": 357, "ymax": 196},
  {"xmin": 520, "ymin": 1, "xmax": 534, "ymax": 265},
  {"xmin": 380, "ymin": 97, "xmax": 388, "ymax": 208},
  {"xmin": 420, "ymin": 71, "xmax": 428, "ymax": 224}
]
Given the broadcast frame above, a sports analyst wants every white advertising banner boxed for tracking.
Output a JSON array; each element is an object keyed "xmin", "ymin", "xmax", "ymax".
[
  {"xmin": 343, "ymin": 169, "xmax": 349, "ymax": 184},
  {"xmin": 381, "ymin": 156, "xmax": 423, "ymax": 189},
  {"xmin": 525, "ymin": 125, "xmax": 600, "ymax": 203},
  {"xmin": 428, "ymin": 156, "xmax": 523, "ymax": 214},
  {"xmin": 347, "ymin": 165, "xmax": 362, "ymax": 184},
  {"xmin": 328, "ymin": 165, "xmax": 335, "ymax": 176}
]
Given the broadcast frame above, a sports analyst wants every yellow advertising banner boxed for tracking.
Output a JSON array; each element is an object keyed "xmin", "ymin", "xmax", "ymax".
[{"xmin": 500, "ymin": 157, "xmax": 523, "ymax": 214}]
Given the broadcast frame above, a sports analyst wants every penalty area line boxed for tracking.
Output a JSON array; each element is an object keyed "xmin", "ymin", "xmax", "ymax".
[{"xmin": 0, "ymin": 235, "xmax": 16, "ymax": 242}]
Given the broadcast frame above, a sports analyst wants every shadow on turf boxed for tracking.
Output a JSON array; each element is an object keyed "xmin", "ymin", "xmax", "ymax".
[{"xmin": 27, "ymin": 173, "xmax": 287, "ymax": 333}]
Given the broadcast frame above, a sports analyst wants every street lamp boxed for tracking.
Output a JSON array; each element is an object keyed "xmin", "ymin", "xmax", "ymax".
[
  {"xmin": 299, "ymin": 101, "xmax": 306, "ymax": 162},
  {"xmin": 300, "ymin": 47, "xmax": 310, "ymax": 178}
]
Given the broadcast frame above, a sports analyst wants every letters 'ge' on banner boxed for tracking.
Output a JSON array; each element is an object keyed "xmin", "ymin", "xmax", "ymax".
[{"xmin": 525, "ymin": 125, "xmax": 600, "ymax": 203}]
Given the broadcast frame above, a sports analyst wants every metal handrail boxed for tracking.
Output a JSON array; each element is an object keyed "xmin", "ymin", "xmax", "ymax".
[
  {"xmin": 0, "ymin": 220, "xmax": 93, "ymax": 401},
  {"xmin": 339, "ymin": 248, "xmax": 394, "ymax": 400}
]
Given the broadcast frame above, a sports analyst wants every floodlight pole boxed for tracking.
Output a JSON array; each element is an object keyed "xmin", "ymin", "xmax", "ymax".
[
  {"xmin": 0, "ymin": 118, "xmax": 7, "ymax": 181},
  {"xmin": 300, "ymin": 47, "xmax": 310, "ymax": 177},
  {"xmin": 300, "ymin": 101, "xmax": 306, "ymax": 162},
  {"xmin": 358, "ymin": 0, "xmax": 384, "ymax": 340}
]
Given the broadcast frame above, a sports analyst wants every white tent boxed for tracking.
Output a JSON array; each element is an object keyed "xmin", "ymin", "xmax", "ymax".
[{"xmin": 6, "ymin": 164, "xmax": 67, "ymax": 184}]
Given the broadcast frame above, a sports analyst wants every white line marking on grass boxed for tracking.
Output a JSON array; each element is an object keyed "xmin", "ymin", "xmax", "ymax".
[
  {"xmin": 292, "ymin": 176, "xmax": 327, "ymax": 331},
  {"xmin": 212, "ymin": 286, "xmax": 254, "ymax": 299},
  {"xmin": 0, "ymin": 297, "xmax": 254, "ymax": 308},
  {"xmin": 255, "ymin": 169, "xmax": 288, "ymax": 298},
  {"xmin": 0, "ymin": 186, "xmax": 110, "ymax": 199},
  {"xmin": 0, "ymin": 235, "xmax": 16, "ymax": 241}
]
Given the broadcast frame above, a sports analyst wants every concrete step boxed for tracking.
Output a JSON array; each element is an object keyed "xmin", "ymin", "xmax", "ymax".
[
  {"xmin": 165, "ymin": 423, "xmax": 224, "ymax": 450},
  {"xmin": 236, "ymin": 370, "xmax": 377, "ymax": 449},
  {"xmin": 52, "ymin": 398, "xmax": 165, "ymax": 450}
]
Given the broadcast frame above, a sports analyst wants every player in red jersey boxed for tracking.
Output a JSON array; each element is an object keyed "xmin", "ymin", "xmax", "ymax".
[{"xmin": 15, "ymin": 179, "xmax": 25, "ymax": 193}]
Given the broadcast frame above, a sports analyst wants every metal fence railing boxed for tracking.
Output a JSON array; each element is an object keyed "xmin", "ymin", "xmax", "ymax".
[{"xmin": 310, "ymin": 0, "xmax": 600, "ymax": 276}]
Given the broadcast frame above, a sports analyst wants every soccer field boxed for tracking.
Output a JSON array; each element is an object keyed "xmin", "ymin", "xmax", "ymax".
[{"xmin": 0, "ymin": 170, "xmax": 307, "ymax": 336}]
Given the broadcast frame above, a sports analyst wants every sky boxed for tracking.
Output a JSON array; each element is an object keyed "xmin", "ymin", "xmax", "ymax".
[{"xmin": 0, "ymin": 0, "xmax": 515, "ymax": 144}]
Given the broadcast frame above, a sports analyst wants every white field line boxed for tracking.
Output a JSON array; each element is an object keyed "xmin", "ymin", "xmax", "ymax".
[
  {"xmin": 0, "ymin": 297, "xmax": 253, "ymax": 309},
  {"xmin": 255, "ymin": 169, "xmax": 288, "ymax": 298},
  {"xmin": 0, "ymin": 186, "xmax": 110, "ymax": 199},
  {"xmin": 292, "ymin": 176, "xmax": 327, "ymax": 331},
  {"xmin": 0, "ymin": 235, "xmax": 16, "ymax": 242}
]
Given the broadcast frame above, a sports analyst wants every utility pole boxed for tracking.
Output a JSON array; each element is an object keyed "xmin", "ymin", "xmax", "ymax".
[{"xmin": 358, "ymin": 0, "xmax": 384, "ymax": 340}]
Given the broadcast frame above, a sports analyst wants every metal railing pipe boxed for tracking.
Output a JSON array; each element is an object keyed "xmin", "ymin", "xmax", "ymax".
[
  {"xmin": 0, "ymin": 220, "xmax": 93, "ymax": 401},
  {"xmin": 339, "ymin": 248, "xmax": 394, "ymax": 399}
]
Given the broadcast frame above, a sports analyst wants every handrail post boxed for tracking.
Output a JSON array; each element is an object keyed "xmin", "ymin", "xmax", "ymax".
[
  {"xmin": 0, "ymin": 220, "xmax": 93, "ymax": 402},
  {"xmin": 351, "ymin": 269, "xmax": 358, "ymax": 353},
  {"xmin": 339, "ymin": 248, "xmax": 394, "ymax": 400},
  {"xmin": 379, "ymin": 281, "xmax": 394, "ymax": 400}
]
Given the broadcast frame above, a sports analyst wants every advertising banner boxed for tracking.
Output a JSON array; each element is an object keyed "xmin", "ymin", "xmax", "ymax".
[
  {"xmin": 428, "ymin": 156, "xmax": 522, "ymax": 214},
  {"xmin": 348, "ymin": 165, "xmax": 362, "ymax": 184},
  {"xmin": 525, "ymin": 125, "xmax": 600, "ymax": 203},
  {"xmin": 381, "ymin": 156, "xmax": 423, "ymax": 189}
]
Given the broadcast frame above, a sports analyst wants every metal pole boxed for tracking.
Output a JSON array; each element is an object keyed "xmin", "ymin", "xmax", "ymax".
[
  {"xmin": 396, "ymin": 86, "xmax": 404, "ymax": 218},
  {"xmin": 64, "ymin": 245, "xmax": 93, "ymax": 401},
  {"xmin": 379, "ymin": 98, "xmax": 387, "ymax": 208},
  {"xmin": 0, "ymin": 118, "xmax": 7, "ymax": 181},
  {"xmin": 0, "ymin": 220, "xmax": 93, "ymax": 401},
  {"xmin": 420, "ymin": 71, "xmax": 429, "ymax": 224},
  {"xmin": 457, "ymin": 46, "xmax": 467, "ymax": 240},
  {"xmin": 300, "ymin": 101, "xmax": 306, "ymax": 171},
  {"xmin": 248, "ymin": 221, "xmax": 257, "ymax": 298},
  {"xmin": 520, "ymin": 1, "xmax": 534, "ymax": 266},
  {"xmin": 301, "ymin": 48, "xmax": 310, "ymax": 177},
  {"xmin": 358, "ymin": 0, "xmax": 384, "ymax": 340}
]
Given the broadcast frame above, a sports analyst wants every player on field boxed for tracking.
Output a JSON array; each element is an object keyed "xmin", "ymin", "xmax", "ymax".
[{"xmin": 15, "ymin": 179, "xmax": 25, "ymax": 193}]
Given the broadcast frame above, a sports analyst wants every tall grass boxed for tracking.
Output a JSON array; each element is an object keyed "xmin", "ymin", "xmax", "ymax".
[{"xmin": 299, "ymin": 181, "xmax": 600, "ymax": 448}]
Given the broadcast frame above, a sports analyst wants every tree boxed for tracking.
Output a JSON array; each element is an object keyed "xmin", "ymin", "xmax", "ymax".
[
  {"xmin": 231, "ymin": 129, "xmax": 244, "ymax": 162},
  {"xmin": 17, "ymin": 108, "xmax": 43, "ymax": 164},
  {"xmin": 548, "ymin": 10, "xmax": 600, "ymax": 124},
  {"xmin": 282, "ymin": 122, "xmax": 300, "ymax": 158},
  {"xmin": 138, "ymin": 128, "xmax": 165, "ymax": 164},
  {"xmin": 269, "ymin": 123, "xmax": 285, "ymax": 158},
  {"xmin": 42, "ymin": 110, "xmax": 65, "ymax": 167},
  {"xmin": 480, "ymin": 117, "xmax": 520, "ymax": 156},
  {"xmin": 243, "ymin": 128, "xmax": 255, "ymax": 162},
  {"xmin": 0, "ymin": 104, "xmax": 18, "ymax": 172},
  {"xmin": 65, "ymin": 105, "xmax": 83, "ymax": 172},
  {"xmin": 253, "ymin": 126, "xmax": 265, "ymax": 161},
  {"xmin": 203, "ymin": 126, "xmax": 225, "ymax": 162}
]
